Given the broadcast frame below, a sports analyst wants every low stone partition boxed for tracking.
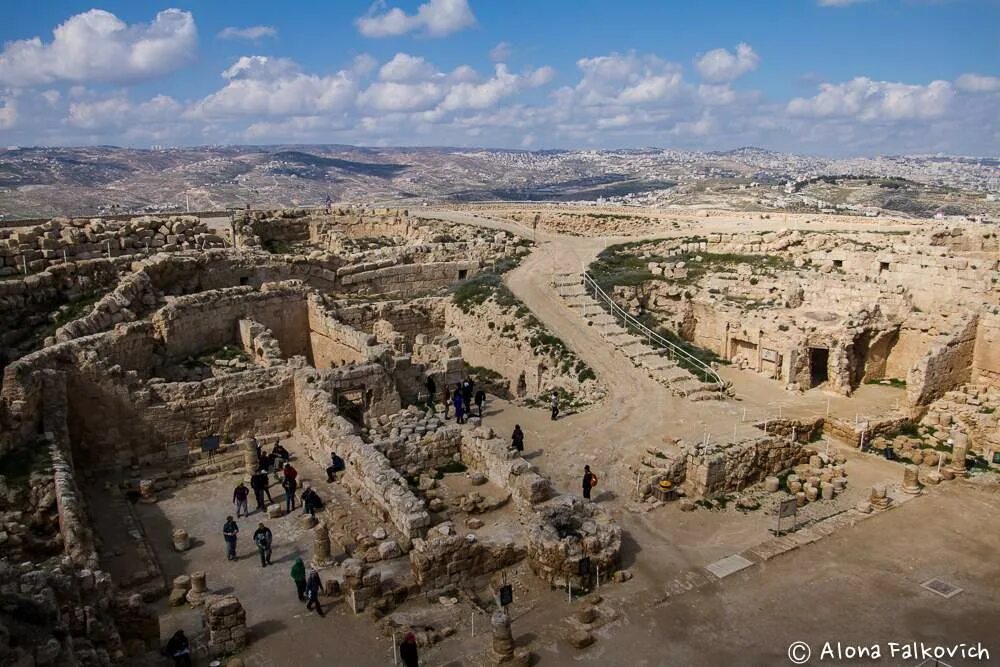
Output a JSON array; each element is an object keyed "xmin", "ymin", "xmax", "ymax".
[
  {"xmin": 824, "ymin": 415, "xmax": 909, "ymax": 448},
  {"xmin": 459, "ymin": 427, "xmax": 554, "ymax": 509},
  {"xmin": 294, "ymin": 374, "xmax": 430, "ymax": 538},
  {"xmin": 525, "ymin": 495, "xmax": 621, "ymax": 589},
  {"xmin": 753, "ymin": 416, "xmax": 824, "ymax": 442},
  {"xmin": 339, "ymin": 260, "xmax": 480, "ymax": 297},
  {"xmin": 684, "ymin": 436, "xmax": 809, "ymax": 497},
  {"xmin": 239, "ymin": 319, "xmax": 285, "ymax": 366},
  {"xmin": 368, "ymin": 414, "xmax": 463, "ymax": 476},
  {"xmin": 409, "ymin": 529, "xmax": 525, "ymax": 597}
]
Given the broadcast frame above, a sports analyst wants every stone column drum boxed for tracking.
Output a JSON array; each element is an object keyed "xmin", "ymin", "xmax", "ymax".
[{"xmin": 311, "ymin": 523, "xmax": 336, "ymax": 568}]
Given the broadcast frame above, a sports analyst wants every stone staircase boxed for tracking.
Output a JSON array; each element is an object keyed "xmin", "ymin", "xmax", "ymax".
[{"xmin": 554, "ymin": 273, "xmax": 728, "ymax": 401}]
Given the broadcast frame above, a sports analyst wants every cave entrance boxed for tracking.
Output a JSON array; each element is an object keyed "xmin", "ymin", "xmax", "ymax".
[{"xmin": 809, "ymin": 347, "xmax": 829, "ymax": 388}]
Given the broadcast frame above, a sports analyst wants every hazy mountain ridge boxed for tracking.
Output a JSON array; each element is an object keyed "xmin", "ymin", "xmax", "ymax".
[{"xmin": 0, "ymin": 145, "xmax": 996, "ymax": 219}]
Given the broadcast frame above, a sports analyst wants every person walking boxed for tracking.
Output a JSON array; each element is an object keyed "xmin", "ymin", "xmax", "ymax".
[
  {"xmin": 223, "ymin": 516, "xmax": 239, "ymax": 561},
  {"xmin": 232, "ymin": 481, "xmax": 250, "ymax": 518},
  {"xmin": 582, "ymin": 465, "xmax": 596, "ymax": 500},
  {"xmin": 425, "ymin": 375, "xmax": 437, "ymax": 410},
  {"xmin": 462, "ymin": 379, "xmax": 474, "ymax": 412},
  {"xmin": 290, "ymin": 556, "xmax": 307, "ymax": 601},
  {"xmin": 253, "ymin": 522, "xmax": 273, "ymax": 567},
  {"xmin": 282, "ymin": 475, "xmax": 297, "ymax": 513},
  {"xmin": 282, "ymin": 462, "xmax": 299, "ymax": 486},
  {"xmin": 474, "ymin": 388, "xmax": 486, "ymax": 418},
  {"xmin": 452, "ymin": 388, "xmax": 465, "ymax": 424},
  {"xmin": 550, "ymin": 391, "xmax": 560, "ymax": 421},
  {"xmin": 305, "ymin": 568, "xmax": 325, "ymax": 617},
  {"xmin": 250, "ymin": 469, "xmax": 270, "ymax": 511},
  {"xmin": 511, "ymin": 425, "xmax": 524, "ymax": 453},
  {"xmin": 399, "ymin": 632, "xmax": 419, "ymax": 667},
  {"xmin": 164, "ymin": 630, "xmax": 192, "ymax": 667}
]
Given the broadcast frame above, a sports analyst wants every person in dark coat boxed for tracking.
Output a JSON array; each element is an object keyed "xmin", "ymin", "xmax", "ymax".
[
  {"xmin": 326, "ymin": 452, "xmax": 346, "ymax": 483},
  {"xmin": 253, "ymin": 522, "xmax": 273, "ymax": 567},
  {"xmin": 582, "ymin": 465, "xmax": 595, "ymax": 500},
  {"xmin": 301, "ymin": 486, "xmax": 323, "ymax": 518},
  {"xmin": 272, "ymin": 442, "xmax": 291, "ymax": 463},
  {"xmin": 291, "ymin": 556, "xmax": 307, "ymax": 601},
  {"xmin": 452, "ymin": 388, "xmax": 465, "ymax": 424},
  {"xmin": 305, "ymin": 568, "xmax": 325, "ymax": 616},
  {"xmin": 223, "ymin": 516, "xmax": 239, "ymax": 561},
  {"xmin": 461, "ymin": 379, "xmax": 474, "ymax": 411},
  {"xmin": 474, "ymin": 388, "xmax": 486, "ymax": 418},
  {"xmin": 550, "ymin": 391, "xmax": 560, "ymax": 421},
  {"xmin": 425, "ymin": 376, "xmax": 437, "ymax": 409},
  {"xmin": 250, "ymin": 469, "xmax": 271, "ymax": 510},
  {"xmin": 164, "ymin": 630, "xmax": 191, "ymax": 666},
  {"xmin": 511, "ymin": 425, "xmax": 524, "ymax": 452},
  {"xmin": 399, "ymin": 632, "xmax": 419, "ymax": 667},
  {"xmin": 232, "ymin": 481, "xmax": 250, "ymax": 518}
]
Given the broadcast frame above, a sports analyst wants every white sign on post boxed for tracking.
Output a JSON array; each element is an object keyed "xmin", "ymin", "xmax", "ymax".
[{"xmin": 776, "ymin": 498, "xmax": 797, "ymax": 535}]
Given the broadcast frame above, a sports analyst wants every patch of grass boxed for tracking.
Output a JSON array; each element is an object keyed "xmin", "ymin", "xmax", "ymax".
[{"xmin": 451, "ymin": 274, "xmax": 518, "ymax": 313}]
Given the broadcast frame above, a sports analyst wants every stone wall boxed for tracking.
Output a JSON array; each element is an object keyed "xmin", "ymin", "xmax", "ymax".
[
  {"xmin": 0, "ymin": 215, "xmax": 224, "ymax": 276},
  {"xmin": 907, "ymin": 313, "xmax": 978, "ymax": 405},
  {"xmin": 338, "ymin": 259, "xmax": 480, "ymax": 297},
  {"xmin": 459, "ymin": 427, "xmax": 554, "ymax": 509},
  {"xmin": 443, "ymin": 299, "xmax": 602, "ymax": 402},
  {"xmin": 152, "ymin": 282, "xmax": 310, "ymax": 363},
  {"xmin": 972, "ymin": 310, "xmax": 1000, "ymax": 389},
  {"xmin": 684, "ymin": 436, "xmax": 808, "ymax": 497},
  {"xmin": 293, "ymin": 374, "xmax": 429, "ymax": 538},
  {"xmin": 408, "ymin": 532, "xmax": 524, "ymax": 596},
  {"xmin": 371, "ymin": 421, "xmax": 464, "ymax": 477},
  {"xmin": 307, "ymin": 296, "xmax": 377, "ymax": 368}
]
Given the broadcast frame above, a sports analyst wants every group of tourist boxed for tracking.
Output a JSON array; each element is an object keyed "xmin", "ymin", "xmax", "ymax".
[{"xmin": 426, "ymin": 376, "xmax": 487, "ymax": 424}]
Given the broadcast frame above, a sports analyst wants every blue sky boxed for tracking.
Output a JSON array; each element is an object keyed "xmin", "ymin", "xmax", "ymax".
[{"xmin": 1, "ymin": 0, "xmax": 998, "ymax": 154}]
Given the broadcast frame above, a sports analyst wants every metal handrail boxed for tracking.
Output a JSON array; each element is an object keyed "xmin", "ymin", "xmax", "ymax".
[{"xmin": 581, "ymin": 272, "xmax": 725, "ymax": 387}]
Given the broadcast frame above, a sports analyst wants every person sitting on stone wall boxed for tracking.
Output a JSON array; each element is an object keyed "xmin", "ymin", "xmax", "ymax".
[
  {"xmin": 272, "ymin": 441, "xmax": 291, "ymax": 463},
  {"xmin": 326, "ymin": 452, "xmax": 345, "ymax": 483}
]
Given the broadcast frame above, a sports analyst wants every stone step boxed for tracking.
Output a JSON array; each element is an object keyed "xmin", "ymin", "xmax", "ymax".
[
  {"xmin": 621, "ymin": 342, "xmax": 655, "ymax": 358},
  {"xmin": 556, "ymin": 285, "xmax": 588, "ymax": 298}
]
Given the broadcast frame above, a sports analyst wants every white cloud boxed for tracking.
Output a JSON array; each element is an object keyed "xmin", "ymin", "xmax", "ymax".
[
  {"xmin": 441, "ymin": 64, "xmax": 550, "ymax": 110},
  {"xmin": 490, "ymin": 42, "xmax": 512, "ymax": 63},
  {"xmin": 955, "ymin": 73, "xmax": 1000, "ymax": 93},
  {"xmin": 568, "ymin": 52, "xmax": 685, "ymax": 106},
  {"xmin": 0, "ymin": 9, "xmax": 196, "ymax": 87},
  {"xmin": 378, "ymin": 53, "xmax": 438, "ymax": 82},
  {"xmin": 356, "ymin": 0, "xmax": 476, "ymax": 38},
  {"xmin": 193, "ymin": 56, "xmax": 358, "ymax": 117},
  {"xmin": 694, "ymin": 43, "xmax": 759, "ymax": 83},
  {"xmin": 218, "ymin": 25, "xmax": 277, "ymax": 41},
  {"xmin": 818, "ymin": 0, "xmax": 869, "ymax": 6},
  {"xmin": 359, "ymin": 81, "xmax": 445, "ymax": 111},
  {"xmin": 787, "ymin": 77, "xmax": 954, "ymax": 120}
]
